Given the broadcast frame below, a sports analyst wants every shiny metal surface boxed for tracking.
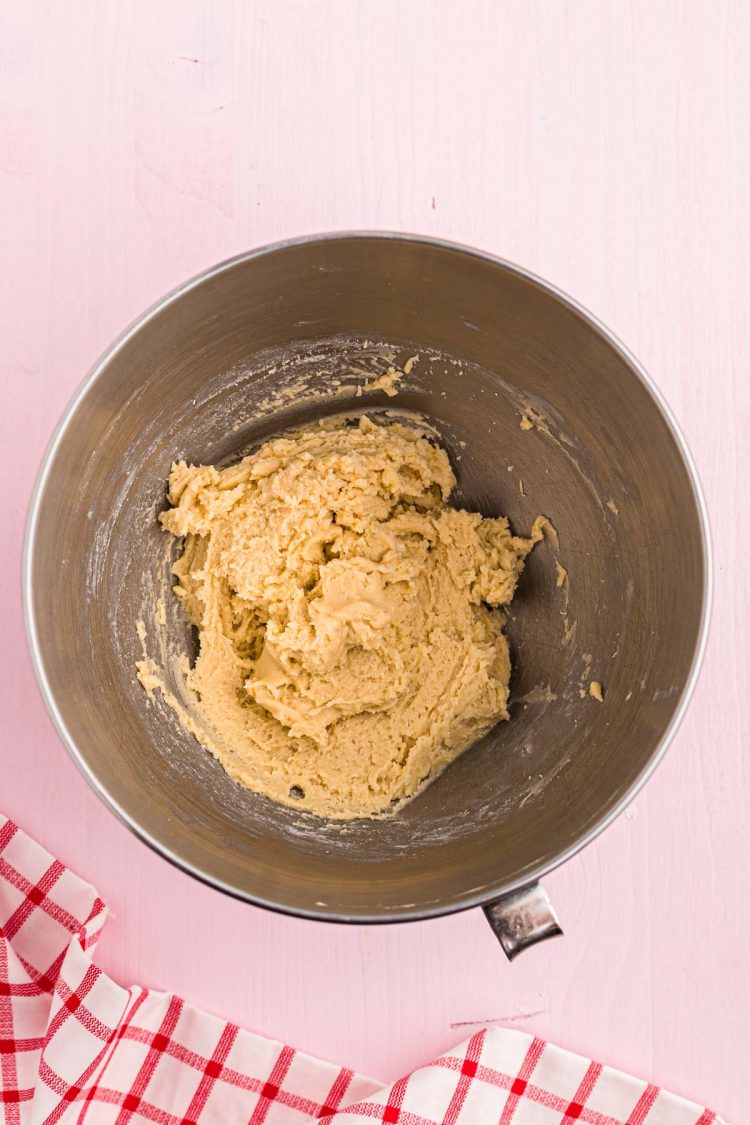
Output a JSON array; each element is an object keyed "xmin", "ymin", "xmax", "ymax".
[
  {"xmin": 23, "ymin": 233, "xmax": 711, "ymax": 925},
  {"xmin": 483, "ymin": 883, "xmax": 563, "ymax": 960}
]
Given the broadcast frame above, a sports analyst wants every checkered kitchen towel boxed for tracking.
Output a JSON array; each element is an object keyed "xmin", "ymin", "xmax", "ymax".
[{"xmin": 0, "ymin": 815, "xmax": 724, "ymax": 1124}]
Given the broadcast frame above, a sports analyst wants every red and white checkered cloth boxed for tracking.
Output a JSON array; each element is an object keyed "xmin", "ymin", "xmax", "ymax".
[{"xmin": 0, "ymin": 814, "xmax": 725, "ymax": 1125}]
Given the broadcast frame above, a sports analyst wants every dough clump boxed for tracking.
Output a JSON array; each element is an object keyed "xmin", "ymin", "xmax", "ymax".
[{"xmin": 152, "ymin": 416, "xmax": 545, "ymax": 818}]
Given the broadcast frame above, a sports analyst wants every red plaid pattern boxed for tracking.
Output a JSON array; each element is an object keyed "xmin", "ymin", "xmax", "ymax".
[{"xmin": 0, "ymin": 815, "xmax": 725, "ymax": 1124}]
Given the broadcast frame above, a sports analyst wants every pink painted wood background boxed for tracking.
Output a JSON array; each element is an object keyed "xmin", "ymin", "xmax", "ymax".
[{"xmin": 1, "ymin": 2, "xmax": 748, "ymax": 1119}]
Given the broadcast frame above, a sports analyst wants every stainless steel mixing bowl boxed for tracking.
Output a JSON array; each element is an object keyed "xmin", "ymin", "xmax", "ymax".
[{"xmin": 24, "ymin": 233, "xmax": 710, "ymax": 957}]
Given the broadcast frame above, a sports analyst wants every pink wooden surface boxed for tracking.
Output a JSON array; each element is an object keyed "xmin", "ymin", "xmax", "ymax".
[{"xmin": 1, "ymin": 2, "xmax": 748, "ymax": 1119}]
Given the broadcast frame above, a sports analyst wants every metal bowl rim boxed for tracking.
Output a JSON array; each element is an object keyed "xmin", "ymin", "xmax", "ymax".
[{"xmin": 22, "ymin": 230, "xmax": 713, "ymax": 923}]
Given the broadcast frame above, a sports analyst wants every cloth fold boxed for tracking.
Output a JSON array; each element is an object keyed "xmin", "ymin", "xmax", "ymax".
[{"xmin": 0, "ymin": 815, "xmax": 723, "ymax": 1124}]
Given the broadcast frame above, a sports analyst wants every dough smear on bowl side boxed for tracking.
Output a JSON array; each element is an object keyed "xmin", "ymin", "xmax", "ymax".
[{"xmin": 138, "ymin": 415, "xmax": 550, "ymax": 819}]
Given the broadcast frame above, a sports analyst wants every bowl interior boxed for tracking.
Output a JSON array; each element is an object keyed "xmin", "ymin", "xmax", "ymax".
[{"xmin": 26, "ymin": 236, "xmax": 707, "ymax": 919}]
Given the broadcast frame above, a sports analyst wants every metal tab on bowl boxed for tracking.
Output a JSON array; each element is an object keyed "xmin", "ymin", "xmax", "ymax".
[{"xmin": 483, "ymin": 882, "xmax": 563, "ymax": 960}]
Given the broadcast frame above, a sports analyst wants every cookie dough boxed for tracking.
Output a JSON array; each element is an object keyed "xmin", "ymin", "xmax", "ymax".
[{"xmin": 144, "ymin": 416, "xmax": 547, "ymax": 819}]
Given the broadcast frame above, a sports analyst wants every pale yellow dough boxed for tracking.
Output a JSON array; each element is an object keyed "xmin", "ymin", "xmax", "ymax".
[{"xmin": 149, "ymin": 417, "xmax": 546, "ymax": 819}]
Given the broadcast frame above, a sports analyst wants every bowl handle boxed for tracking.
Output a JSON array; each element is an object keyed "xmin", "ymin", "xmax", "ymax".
[{"xmin": 483, "ymin": 882, "xmax": 563, "ymax": 960}]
